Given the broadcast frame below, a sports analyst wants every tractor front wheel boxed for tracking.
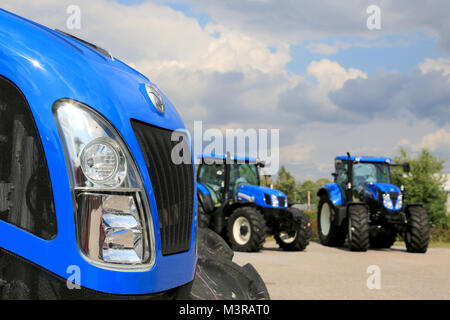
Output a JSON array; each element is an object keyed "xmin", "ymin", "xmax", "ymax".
[
  {"xmin": 227, "ymin": 207, "xmax": 267, "ymax": 252},
  {"xmin": 348, "ymin": 205, "xmax": 370, "ymax": 251},
  {"xmin": 275, "ymin": 208, "xmax": 311, "ymax": 251},
  {"xmin": 405, "ymin": 206, "xmax": 430, "ymax": 253}
]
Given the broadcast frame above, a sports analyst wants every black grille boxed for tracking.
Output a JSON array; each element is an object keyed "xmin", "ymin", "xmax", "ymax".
[
  {"xmin": 278, "ymin": 197, "xmax": 286, "ymax": 207},
  {"xmin": 389, "ymin": 192, "xmax": 399, "ymax": 206},
  {"xmin": 131, "ymin": 120, "xmax": 194, "ymax": 256}
]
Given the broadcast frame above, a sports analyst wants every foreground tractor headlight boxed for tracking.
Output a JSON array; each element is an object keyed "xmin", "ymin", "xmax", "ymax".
[
  {"xmin": 382, "ymin": 193, "xmax": 394, "ymax": 210},
  {"xmin": 395, "ymin": 194, "xmax": 403, "ymax": 210},
  {"xmin": 54, "ymin": 99, "xmax": 154, "ymax": 269},
  {"xmin": 80, "ymin": 138, "xmax": 126, "ymax": 186}
]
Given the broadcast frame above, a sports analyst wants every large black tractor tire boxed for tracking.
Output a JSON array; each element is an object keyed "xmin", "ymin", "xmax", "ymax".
[
  {"xmin": 348, "ymin": 205, "xmax": 370, "ymax": 251},
  {"xmin": 197, "ymin": 204, "xmax": 211, "ymax": 229},
  {"xmin": 275, "ymin": 208, "xmax": 311, "ymax": 251},
  {"xmin": 405, "ymin": 206, "xmax": 430, "ymax": 253},
  {"xmin": 317, "ymin": 195, "xmax": 347, "ymax": 247},
  {"xmin": 191, "ymin": 228, "xmax": 270, "ymax": 300},
  {"xmin": 370, "ymin": 229, "xmax": 397, "ymax": 249},
  {"xmin": 226, "ymin": 207, "xmax": 267, "ymax": 252}
]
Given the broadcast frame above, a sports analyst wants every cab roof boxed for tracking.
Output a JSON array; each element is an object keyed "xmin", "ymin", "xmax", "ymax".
[
  {"xmin": 198, "ymin": 153, "xmax": 258, "ymax": 163},
  {"xmin": 335, "ymin": 156, "xmax": 393, "ymax": 163}
]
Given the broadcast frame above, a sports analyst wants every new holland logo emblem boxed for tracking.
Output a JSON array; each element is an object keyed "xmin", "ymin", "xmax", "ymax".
[{"xmin": 145, "ymin": 83, "xmax": 165, "ymax": 114}]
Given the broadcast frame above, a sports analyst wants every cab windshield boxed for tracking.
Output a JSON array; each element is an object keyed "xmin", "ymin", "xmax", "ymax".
[
  {"xmin": 353, "ymin": 162, "xmax": 390, "ymax": 192},
  {"xmin": 230, "ymin": 164, "xmax": 259, "ymax": 187},
  {"xmin": 197, "ymin": 162, "xmax": 260, "ymax": 200}
]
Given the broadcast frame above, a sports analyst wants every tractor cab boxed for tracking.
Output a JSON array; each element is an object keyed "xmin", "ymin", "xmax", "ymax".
[
  {"xmin": 197, "ymin": 154, "xmax": 285, "ymax": 210},
  {"xmin": 197, "ymin": 154, "xmax": 311, "ymax": 252}
]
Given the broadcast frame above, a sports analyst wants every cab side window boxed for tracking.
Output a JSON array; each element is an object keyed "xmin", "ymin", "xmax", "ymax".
[
  {"xmin": 334, "ymin": 160, "xmax": 348, "ymax": 193},
  {"xmin": 198, "ymin": 163, "xmax": 225, "ymax": 192}
]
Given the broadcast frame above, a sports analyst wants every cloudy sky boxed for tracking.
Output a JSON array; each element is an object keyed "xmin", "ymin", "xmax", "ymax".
[{"xmin": 3, "ymin": 0, "xmax": 450, "ymax": 180}]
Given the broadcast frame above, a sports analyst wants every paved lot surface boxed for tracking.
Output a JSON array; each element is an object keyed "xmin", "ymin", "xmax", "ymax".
[{"xmin": 233, "ymin": 240, "xmax": 450, "ymax": 300}]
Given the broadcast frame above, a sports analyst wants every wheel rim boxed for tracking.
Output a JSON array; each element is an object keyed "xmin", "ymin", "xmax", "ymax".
[
  {"xmin": 279, "ymin": 231, "xmax": 297, "ymax": 244},
  {"xmin": 233, "ymin": 216, "xmax": 251, "ymax": 245},
  {"xmin": 320, "ymin": 203, "xmax": 331, "ymax": 236}
]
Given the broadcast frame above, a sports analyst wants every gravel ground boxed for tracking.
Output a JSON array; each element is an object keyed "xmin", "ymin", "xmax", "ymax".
[{"xmin": 233, "ymin": 240, "xmax": 450, "ymax": 300}]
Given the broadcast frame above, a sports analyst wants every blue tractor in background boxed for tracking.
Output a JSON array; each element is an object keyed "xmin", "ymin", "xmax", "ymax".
[
  {"xmin": 317, "ymin": 153, "xmax": 430, "ymax": 253},
  {"xmin": 197, "ymin": 154, "xmax": 312, "ymax": 252}
]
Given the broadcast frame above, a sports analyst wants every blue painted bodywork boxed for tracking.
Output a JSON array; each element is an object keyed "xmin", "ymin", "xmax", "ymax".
[
  {"xmin": 335, "ymin": 156, "xmax": 393, "ymax": 163},
  {"xmin": 364, "ymin": 183, "xmax": 402, "ymax": 210},
  {"xmin": 320, "ymin": 183, "xmax": 344, "ymax": 206},
  {"xmin": 0, "ymin": 9, "xmax": 196, "ymax": 294},
  {"xmin": 237, "ymin": 185, "xmax": 288, "ymax": 208}
]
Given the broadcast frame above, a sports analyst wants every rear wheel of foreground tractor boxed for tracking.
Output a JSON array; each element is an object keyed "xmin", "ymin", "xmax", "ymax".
[
  {"xmin": 275, "ymin": 208, "xmax": 311, "ymax": 251},
  {"xmin": 405, "ymin": 206, "xmax": 430, "ymax": 253},
  {"xmin": 227, "ymin": 207, "xmax": 267, "ymax": 252},
  {"xmin": 348, "ymin": 205, "xmax": 370, "ymax": 251},
  {"xmin": 318, "ymin": 195, "xmax": 347, "ymax": 247}
]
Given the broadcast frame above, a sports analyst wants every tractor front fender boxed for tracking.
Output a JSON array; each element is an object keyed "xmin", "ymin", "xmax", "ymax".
[
  {"xmin": 318, "ymin": 183, "xmax": 344, "ymax": 206},
  {"xmin": 197, "ymin": 183, "xmax": 214, "ymax": 213}
]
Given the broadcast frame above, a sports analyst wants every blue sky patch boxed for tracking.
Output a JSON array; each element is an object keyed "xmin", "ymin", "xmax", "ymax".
[{"xmin": 287, "ymin": 32, "xmax": 447, "ymax": 75}]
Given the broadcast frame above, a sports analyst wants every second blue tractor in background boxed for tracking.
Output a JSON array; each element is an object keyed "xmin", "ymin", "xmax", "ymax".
[{"xmin": 317, "ymin": 153, "xmax": 430, "ymax": 253}]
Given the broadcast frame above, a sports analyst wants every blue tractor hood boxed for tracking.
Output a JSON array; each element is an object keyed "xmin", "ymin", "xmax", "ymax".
[
  {"xmin": 365, "ymin": 183, "xmax": 401, "ymax": 197},
  {"xmin": 364, "ymin": 183, "xmax": 403, "ymax": 211},
  {"xmin": 237, "ymin": 185, "xmax": 288, "ymax": 208}
]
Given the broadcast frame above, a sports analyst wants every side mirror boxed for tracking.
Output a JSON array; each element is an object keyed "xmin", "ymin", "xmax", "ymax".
[{"xmin": 403, "ymin": 163, "xmax": 411, "ymax": 173}]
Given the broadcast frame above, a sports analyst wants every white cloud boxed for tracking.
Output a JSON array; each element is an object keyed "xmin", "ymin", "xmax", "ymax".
[
  {"xmin": 419, "ymin": 58, "xmax": 450, "ymax": 77},
  {"xmin": 411, "ymin": 129, "xmax": 450, "ymax": 152},
  {"xmin": 305, "ymin": 38, "xmax": 412, "ymax": 55},
  {"xmin": 2, "ymin": 0, "xmax": 290, "ymax": 76},
  {"xmin": 280, "ymin": 143, "xmax": 315, "ymax": 165},
  {"xmin": 307, "ymin": 59, "xmax": 367, "ymax": 92},
  {"xmin": 306, "ymin": 42, "xmax": 339, "ymax": 55}
]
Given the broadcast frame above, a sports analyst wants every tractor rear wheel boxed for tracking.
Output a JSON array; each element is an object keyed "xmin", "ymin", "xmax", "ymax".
[
  {"xmin": 275, "ymin": 208, "xmax": 311, "ymax": 251},
  {"xmin": 405, "ymin": 206, "xmax": 430, "ymax": 253},
  {"xmin": 318, "ymin": 195, "xmax": 347, "ymax": 247},
  {"xmin": 227, "ymin": 207, "xmax": 266, "ymax": 252},
  {"xmin": 348, "ymin": 205, "xmax": 370, "ymax": 251}
]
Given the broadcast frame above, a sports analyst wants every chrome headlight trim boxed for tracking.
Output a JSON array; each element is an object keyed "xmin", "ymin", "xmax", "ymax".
[{"xmin": 53, "ymin": 99, "xmax": 155, "ymax": 271}]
